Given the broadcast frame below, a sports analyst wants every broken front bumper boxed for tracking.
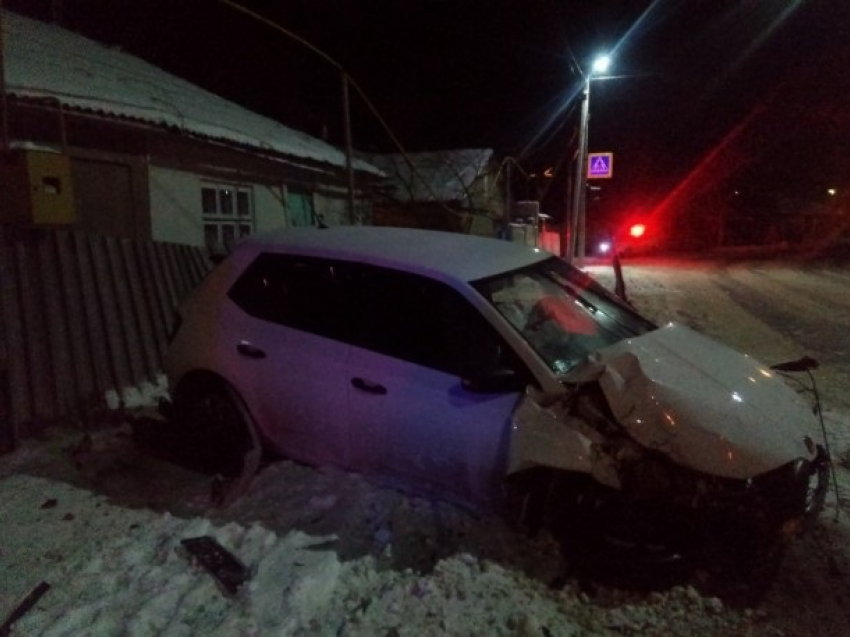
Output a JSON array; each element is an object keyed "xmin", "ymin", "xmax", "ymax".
[
  {"xmin": 552, "ymin": 445, "xmax": 831, "ymax": 567},
  {"xmin": 622, "ymin": 444, "xmax": 831, "ymax": 532}
]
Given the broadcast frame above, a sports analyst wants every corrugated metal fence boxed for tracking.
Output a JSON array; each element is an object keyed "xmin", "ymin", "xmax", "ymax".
[{"xmin": 0, "ymin": 227, "xmax": 212, "ymax": 451}]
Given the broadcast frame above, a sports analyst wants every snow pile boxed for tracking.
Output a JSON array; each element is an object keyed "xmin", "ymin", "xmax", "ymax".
[
  {"xmin": 330, "ymin": 556, "xmax": 756, "ymax": 637},
  {"xmin": 104, "ymin": 373, "xmax": 170, "ymax": 411},
  {"xmin": 1, "ymin": 473, "xmax": 766, "ymax": 637}
]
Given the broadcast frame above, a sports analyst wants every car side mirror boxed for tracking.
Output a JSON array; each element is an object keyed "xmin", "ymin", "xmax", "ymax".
[
  {"xmin": 770, "ymin": 356, "xmax": 819, "ymax": 372},
  {"xmin": 461, "ymin": 366, "xmax": 524, "ymax": 394}
]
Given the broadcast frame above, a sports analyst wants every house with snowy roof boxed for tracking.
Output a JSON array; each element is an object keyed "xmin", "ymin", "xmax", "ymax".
[
  {"xmin": 0, "ymin": 10, "xmax": 384, "ymax": 253},
  {"xmin": 366, "ymin": 149, "xmax": 506, "ymax": 236}
]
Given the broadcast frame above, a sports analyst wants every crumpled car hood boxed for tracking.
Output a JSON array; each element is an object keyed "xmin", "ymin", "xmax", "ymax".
[{"xmin": 567, "ymin": 322, "xmax": 817, "ymax": 479}]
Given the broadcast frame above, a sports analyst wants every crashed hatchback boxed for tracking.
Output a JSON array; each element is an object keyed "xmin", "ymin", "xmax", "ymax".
[{"xmin": 164, "ymin": 227, "xmax": 828, "ymax": 576}]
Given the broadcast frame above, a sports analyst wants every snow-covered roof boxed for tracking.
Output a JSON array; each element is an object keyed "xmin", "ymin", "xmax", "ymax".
[
  {"xmin": 2, "ymin": 10, "xmax": 383, "ymax": 176},
  {"xmin": 367, "ymin": 149, "xmax": 495, "ymax": 202}
]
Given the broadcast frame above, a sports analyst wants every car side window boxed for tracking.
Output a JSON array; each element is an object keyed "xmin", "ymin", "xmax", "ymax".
[
  {"xmin": 345, "ymin": 264, "xmax": 527, "ymax": 380},
  {"xmin": 227, "ymin": 253, "xmax": 347, "ymax": 341}
]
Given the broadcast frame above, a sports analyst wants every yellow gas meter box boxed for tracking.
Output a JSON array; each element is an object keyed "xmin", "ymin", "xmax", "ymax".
[{"xmin": 0, "ymin": 148, "xmax": 76, "ymax": 225}]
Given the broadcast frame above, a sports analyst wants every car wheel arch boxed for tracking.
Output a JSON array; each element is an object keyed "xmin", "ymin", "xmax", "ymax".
[
  {"xmin": 504, "ymin": 467, "xmax": 598, "ymax": 533},
  {"xmin": 171, "ymin": 370, "xmax": 264, "ymax": 499}
]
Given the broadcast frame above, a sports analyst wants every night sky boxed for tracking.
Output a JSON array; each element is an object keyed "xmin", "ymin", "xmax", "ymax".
[{"xmin": 8, "ymin": 0, "xmax": 850, "ymax": 222}]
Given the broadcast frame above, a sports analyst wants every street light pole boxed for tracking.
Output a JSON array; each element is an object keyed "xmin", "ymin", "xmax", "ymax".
[
  {"xmin": 568, "ymin": 77, "xmax": 590, "ymax": 262},
  {"xmin": 567, "ymin": 54, "xmax": 610, "ymax": 262}
]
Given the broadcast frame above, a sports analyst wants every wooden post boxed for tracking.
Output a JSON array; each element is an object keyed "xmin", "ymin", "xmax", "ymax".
[
  {"xmin": 1, "ymin": 0, "xmax": 9, "ymax": 153},
  {"xmin": 342, "ymin": 73, "xmax": 356, "ymax": 225}
]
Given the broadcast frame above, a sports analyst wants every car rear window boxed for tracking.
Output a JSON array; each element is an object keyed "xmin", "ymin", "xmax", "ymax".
[{"xmin": 227, "ymin": 253, "xmax": 349, "ymax": 341}]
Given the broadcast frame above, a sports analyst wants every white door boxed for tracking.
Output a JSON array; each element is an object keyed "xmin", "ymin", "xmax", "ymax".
[
  {"xmin": 343, "ymin": 265, "xmax": 526, "ymax": 503},
  {"xmin": 348, "ymin": 348, "xmax": 521, "ymax": 502},
  {"xmin": 225, "ymin": 253, "xmax": 351, "ymax": 466}
]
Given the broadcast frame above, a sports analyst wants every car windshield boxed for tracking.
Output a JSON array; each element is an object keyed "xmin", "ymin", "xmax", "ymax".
[{"xmin": 473, "ymin": 257, "xmax": 656, "ymax": 374}]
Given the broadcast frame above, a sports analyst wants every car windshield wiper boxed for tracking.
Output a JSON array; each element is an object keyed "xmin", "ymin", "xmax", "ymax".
[{"xmin": 545, "ymin": 270, "xmax": 601, "ymax": 316}]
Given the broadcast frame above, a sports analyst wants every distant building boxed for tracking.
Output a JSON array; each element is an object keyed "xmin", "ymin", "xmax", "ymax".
[
  {"xmin": 366, "ymin": 149, "xmax": 505, "ymax": 236},
  {"xmin": 0, "ymin": 10, "xmax": 385, "ymax": 254}
]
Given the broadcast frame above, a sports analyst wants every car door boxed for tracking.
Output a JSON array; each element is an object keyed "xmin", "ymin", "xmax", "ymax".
[
  {"xmin": 226, "ymin": 253, "xmax": 351, "ymax": 466},
  {"xmin": 344, "ymin": 264, "xmax": 528, "ymax": 503}
]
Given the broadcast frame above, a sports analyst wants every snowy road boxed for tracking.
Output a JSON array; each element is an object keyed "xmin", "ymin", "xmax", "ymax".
[
  {"xmin": 1, "ymin": 255, "xmax": 849, "ymax": 636},
  {"xmin": 713, "ymin": 266, "xmax": 850, "ymax": 388}
]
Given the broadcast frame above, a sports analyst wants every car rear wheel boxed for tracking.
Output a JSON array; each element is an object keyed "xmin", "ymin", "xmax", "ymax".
[{"xmin": 173, "ymin": 375, "xmax": 259, "ymax": 479}]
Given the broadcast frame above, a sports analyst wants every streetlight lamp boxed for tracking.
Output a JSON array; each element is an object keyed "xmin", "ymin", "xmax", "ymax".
[
  {"xmin": 568, "ymin": 54, "xmax": 610, "ymax": 262},
  {"xmin": 592, "ymin": 55, "xmax": 611, "ymax": 75}
]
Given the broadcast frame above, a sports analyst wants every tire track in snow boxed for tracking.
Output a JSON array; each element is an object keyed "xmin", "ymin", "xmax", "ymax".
[
  {"xmin": 740, "ymin": 266, "xmax": 850, "ymax": 315},
  {"xmin": 710, "ymin": 265, "xmax": 850, "ymax": 414},
  {"xmin": 712, "ymin": 267, "xmax": 850, "ymax": 366}
]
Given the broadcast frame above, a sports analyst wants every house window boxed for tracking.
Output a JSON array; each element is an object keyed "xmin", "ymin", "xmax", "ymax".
[{"xmin": 201, "ymin": 183, "xmax": 254, "ymax": 253}]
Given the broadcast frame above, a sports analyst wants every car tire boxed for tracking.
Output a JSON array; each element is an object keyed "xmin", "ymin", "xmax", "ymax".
[
  {"xmin": 172, "ymin": 374, "xmax": 260, "ymax": 479},
  {"xmin": 540, "ymin": 474, "xmax": 690, "ymax": 588}
]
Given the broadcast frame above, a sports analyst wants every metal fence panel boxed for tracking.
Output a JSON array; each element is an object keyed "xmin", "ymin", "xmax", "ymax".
[{"xmin": 0, "ymin": 227, "xmax": 211, "ymax": 451}]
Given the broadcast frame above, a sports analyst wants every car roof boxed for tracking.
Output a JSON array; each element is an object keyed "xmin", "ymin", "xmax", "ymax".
[{"xmin": 241, "ymin": 226, "xmax": 553, "ymax": 282}]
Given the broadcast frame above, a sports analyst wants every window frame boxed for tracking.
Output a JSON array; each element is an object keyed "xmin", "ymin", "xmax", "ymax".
[
  {"xmin": 227, "ymin": 252, "xmax": 531, "ymax": 380},
  {"xmin": 201, "ymin": 182, "xmax": 255, "ymax": 254}
]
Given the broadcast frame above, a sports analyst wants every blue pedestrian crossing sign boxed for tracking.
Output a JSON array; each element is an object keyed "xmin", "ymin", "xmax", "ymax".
[{"xmin": 587, "ymin": 152, "xmax": 614, "ymax": 179}]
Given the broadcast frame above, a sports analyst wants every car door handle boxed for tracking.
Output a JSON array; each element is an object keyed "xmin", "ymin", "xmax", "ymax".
[
  {"xmin": 236, "ymin": 342, "xmax": 266, "ymax": 359},
  {"xmin": 351, "ymin": 377, "xmax": 387, "ymax": 395}
]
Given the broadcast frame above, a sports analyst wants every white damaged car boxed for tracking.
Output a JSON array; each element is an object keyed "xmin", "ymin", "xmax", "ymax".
[{"xmin": 164, "ymin": 227, "xmax": 828, "ymax": 578}]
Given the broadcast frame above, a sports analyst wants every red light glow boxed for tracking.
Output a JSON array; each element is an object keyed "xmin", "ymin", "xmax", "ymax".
[{"xmin": 629, "ymin": 223, "xmax": 646, "ymax": 238}]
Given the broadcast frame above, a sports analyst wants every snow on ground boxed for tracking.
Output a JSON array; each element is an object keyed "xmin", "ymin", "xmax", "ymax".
[
  {"xmin": 0, "ymin": 434, "xmax": 773, "ymax": 637},
  {"xmin": 2, "ymin": 256, "xmax": 850, "ymax": 636}
]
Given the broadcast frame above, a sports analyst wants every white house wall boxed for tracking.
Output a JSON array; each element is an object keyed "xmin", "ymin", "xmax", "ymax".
[
  {"xmin": 254, "ymin": 184, "xmax": 288, "ymax": 233},
  {"xmin": 148, "ymin": 166, "xmax": 288, "ymax": 246},
  {"xmin": 313, "ymin": 187, "xmax": 374, "ymax": 226},
  {"xmin": 149, "ymin": 167, "xmax": 204, "ymax": 245},
  {"xmin": 314, "ymin": 191, "xmax": 348, "ymax": 226}
]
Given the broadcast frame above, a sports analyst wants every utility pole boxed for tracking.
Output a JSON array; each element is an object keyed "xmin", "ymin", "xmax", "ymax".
[
  {"xmin": 569, "ymin": 78, "xmax": 590, "ymax": 262},
  {"xmin": 568, "ymin": 54, "xmax": 611, "ymax": 261},
  {"xmin": 561, "ymin": 172, "xmax": 572, "ymax": 258},
  {"xmin": 341, "ymin": 72, "xmax": 356, "ymax": 224},
  {"xmin": 504, "ymin": 158, "xmax": 512, "ymax": 239},
  {"xmin": 0, "ymin": 0, "xmax": 8, "ymax": 153}
]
